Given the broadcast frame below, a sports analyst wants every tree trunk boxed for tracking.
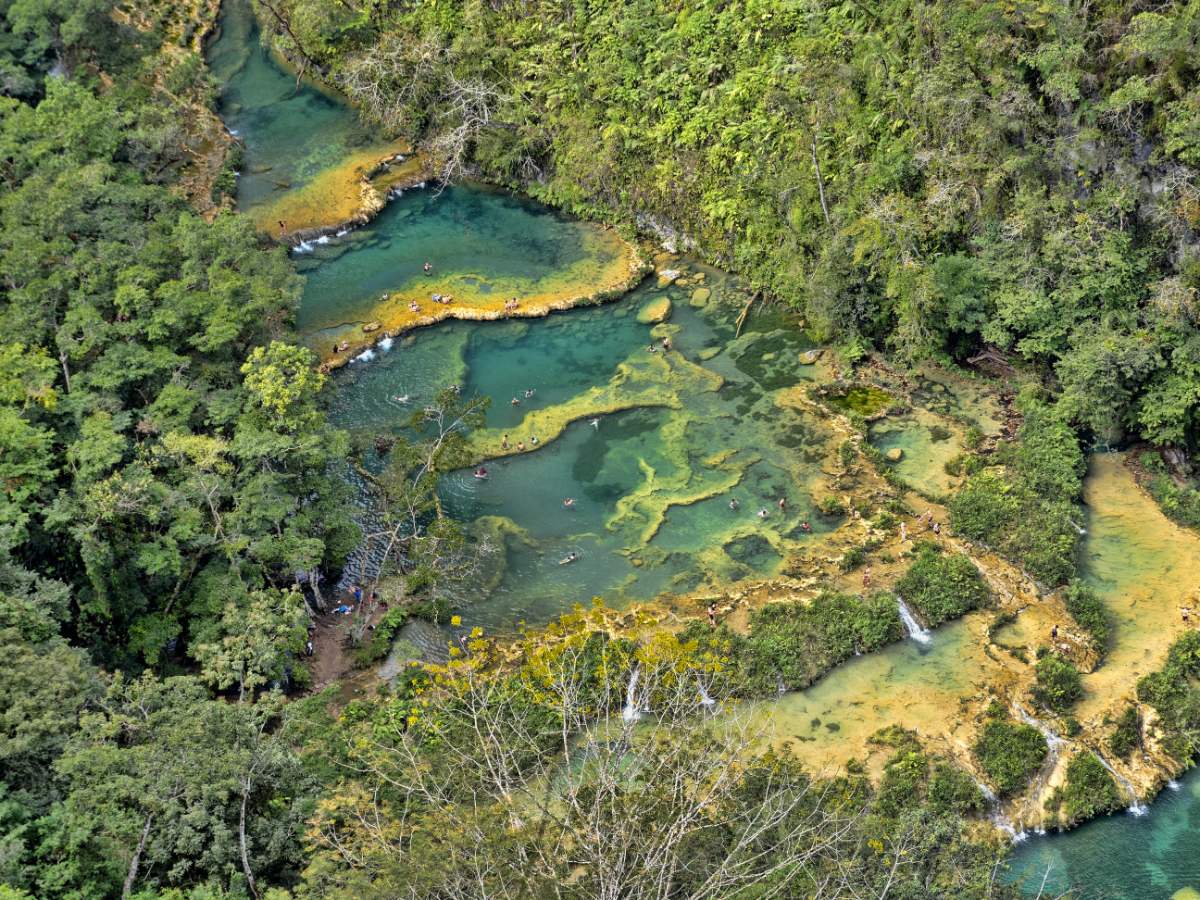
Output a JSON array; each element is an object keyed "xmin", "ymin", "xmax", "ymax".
[
  {"xmin": 122, "ymin": 813, "xmax": 154, "ymax": 899},
  {"xmin": 239, "ymin": 777, "xmax": 260, "ymax": 899},
  {"xmin": 811, "ymin": 133, "xmax": 831, "ymax": 226}
]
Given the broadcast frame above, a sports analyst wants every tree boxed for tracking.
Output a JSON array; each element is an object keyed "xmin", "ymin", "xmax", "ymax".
[
  {"xmin": 44, "ymin": 675, "xmax": 317, "ymax": 898},
  {"xmin": 192, "ymin": 587, "xmax": 309, "ymax": 702}
]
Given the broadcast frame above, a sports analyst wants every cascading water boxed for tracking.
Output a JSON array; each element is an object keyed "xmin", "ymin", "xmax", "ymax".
[
  {"xmin": 1095, "ymin": 752, "xmax": 1148, "ymax": 815},
  {"xmin": 897, "ymin": 596, "xmax": 932, "ymax": 644},
  {"xmin": 621, "ymin": 668, "xmax": 643, "ymax": 723},
  {"xmin": 1014, "ymin": 703, "xmax": 1065, "ymax": 827}
]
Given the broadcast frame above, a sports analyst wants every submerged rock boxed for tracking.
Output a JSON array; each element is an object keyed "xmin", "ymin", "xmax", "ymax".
[
  {"xmin": 637, "ymin": 296, "xmax": 672, "ymax": 324},
  {"xmin": 698, "ymin": 346, "xmax": 721, "ymax": 361},
  {"xmin": 656, "ymin": 268, "xmax": 681, "ymax": 288},
  {"xmin": 886, "ymin": 447, "xmax": 904, "ymax": 462},
  {"xmin": 690, "ymin": 287, "xmax": 712, "ymax": 307}
]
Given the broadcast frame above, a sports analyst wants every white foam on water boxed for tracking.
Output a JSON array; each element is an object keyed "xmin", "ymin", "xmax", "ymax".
[{"xmin": 897, "ymin": 596, "xmax": 932, "ymax": 644}]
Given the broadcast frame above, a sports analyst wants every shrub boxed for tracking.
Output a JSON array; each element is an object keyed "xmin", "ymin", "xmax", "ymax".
[
  {"xmin": 973, "ymin": 719, "xmax": 1048, "ymax": 796},
  {"xmin": 1054, "ymin": 753, "xmax": 1123, "ymax": 825},
  {"xmin": 1033, "ymin": 653, "xmax": 1083, "ymax": 713},
  {"xmin": 927, "ymin": 760, "xmax": 987, "ymax": 815},
  {"xmin": 1014, "ymin": 405, "xmax": 1086, "ymax": 501},
  {"xmin": 839, "ymin": 545, "xmax": 867, "ymax": 572},
  {"xmin": 1063, "ymin": 580, "xmax": 1111, "ymax": 655},
  {"xmin": 739, "ymin": 591, "xmax": 902, "ymax": 695},
  {"xmin": 895, "ymin": 544, "xmax": 990, "ymax": 627},
  {"xmin": 1108, "ymin": 705, "xmax": 1140, "ymax": 759},
  {"xmin": 1136, "ymin": 631, "xmax": 1200, "ymax": 760}
]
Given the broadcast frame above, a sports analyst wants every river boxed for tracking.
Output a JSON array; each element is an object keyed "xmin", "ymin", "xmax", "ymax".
[{"xmin": 205, "ymin": 2, "xmax": 1200, "ymax": 894}]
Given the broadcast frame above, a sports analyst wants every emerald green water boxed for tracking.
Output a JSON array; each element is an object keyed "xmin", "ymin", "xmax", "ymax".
[
  {"xmin": 1006, "ymin": 772, "xmax": 1200, "ymax": 898},
  {"xmin": 206, "ymin": 7, "xmax": 1200, "ymax": 895},
  {"xmin": 206, "ymin": 0, "xmax": 375, "ymax": 209},
  {"xmin": 327, "ymin": 268, "xmax": 837, "ymax": 628},
  {"xmin": 292, "ymin": 184, "xmax": 625, "ymax": 354}
]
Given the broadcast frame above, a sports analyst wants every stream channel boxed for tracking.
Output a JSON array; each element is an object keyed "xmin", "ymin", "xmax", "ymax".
[{"xmin": 207, "ymin": 1, "xmax": 1200, "ymax": 894}]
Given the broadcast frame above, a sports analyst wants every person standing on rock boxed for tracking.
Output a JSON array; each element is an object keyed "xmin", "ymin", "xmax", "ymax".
[{"xmin": 708, "ymin": 601, "xmax": 717, "ymax": 628}]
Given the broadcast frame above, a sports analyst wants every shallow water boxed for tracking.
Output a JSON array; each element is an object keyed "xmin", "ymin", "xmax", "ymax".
[
  {"xmin": 754, "ymin": 455, "xmax": 1200, "ymax": 805},
  {"xmin": 293, "ymin": 184, "xmax": 630, "ymax": 359},
  {"xmin": 325, "ymin": 256, "xmax": 839, "ymax": 629},
  {"xmin": 752, "ymin": 617, "xmax": 989, "ymax": 773},
  {"xmin": 868, "ymin": 407, "xmax": 963, "ymax": 498},
  {"xmin": 207, "ymin": 0, "xmax": 386, "ymax": 213},
  {"xmin": 1006, "ymin": 769, "xmax": 1200, "ymax": 898}
]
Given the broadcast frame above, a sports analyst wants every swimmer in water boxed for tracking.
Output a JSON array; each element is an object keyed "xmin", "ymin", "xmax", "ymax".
[
  {"xmin": 800, "ymin": 521, "xmax": 812, "ymax": 533},
  {"xmin": 729, "ymin": 498, "xmax": 739, "ymax": 511},
  {"xmin": 474, "ymin": 467, "xmax": 488, "ymax": 479},
  {"xmin": 423, "ymin": 261, "xmax": 432, "ymax": 274},
  {"xmin": 778, "ymin": 497, "xmax": 786, "ymax": 511},
  {"xmin": 524, "ymin": 388, "xmax": 535, "ymax": 399},
  {"xmin": 757, "ymin": 508, "xmax": 769, "ymax": 519},
  {"xmin": 589, "ymin": 418, "xmax": 601, "ymax": 428},
  {"xmin": 394, "ymin": 394, "xmax": 410, "ymax": 404},
  {"xmin": 563, "ymin": 498, "xmax": 576, "ymax": 508},
  {"xmin": 511, "ymin": 397, "xmax": 521, "ymax": 406}
]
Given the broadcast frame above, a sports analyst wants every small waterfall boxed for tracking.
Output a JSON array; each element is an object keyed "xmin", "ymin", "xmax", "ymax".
[
  {"xmin": 973, "ymin": 776, "xmax": 998, "ymax": 805},
  {"xmin": 291, "ymin": 240, "xmax": 315, "ymax": 255},
  {"xmin": 1015, "ymin": 704, "xmax": 1065, "ymax": 822},
  {"xmin": 697, "ymin": 677, "xmax": 716, "ymax": 711},
  {"xmin": 621, "ymin": 669, "xmax": 642, "ymax": 723},
  {"xmin": 897, "ymin": 596, "xmax": 932, "ymax": 645},
  {"xmin": 378, "ymin": 336, "xmax": 394, "ymax": 352},
  {"xmin": 316, "ymin": 234, "xmax": 332, "ymax": 245},
  {"xmin": 1168, "ymin": 779, "xmax": 1181, "ymax": 791},
  {"xmin": 1094, "ymin": 752, "xmax": 1147, "ymax": 815},
  {"xmin": 335, "ymin": 227, "xmax": 350, "ymax": 238},
  {"xmin": 351, "ymin": 349, "xmax": 376, "ymax": 364}
]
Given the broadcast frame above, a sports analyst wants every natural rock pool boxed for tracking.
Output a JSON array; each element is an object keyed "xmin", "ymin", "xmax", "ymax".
[{"xmin": 207, "ymin": 2, "xmax": 1200, "ymax": 893}]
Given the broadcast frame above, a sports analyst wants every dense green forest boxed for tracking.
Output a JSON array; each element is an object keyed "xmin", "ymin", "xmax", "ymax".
[
  {"xmin": 5, "ymin": 0, "xmax": 1200, "ymax": 895},
  {"xmin": 268, "ymin": 0, "xmax": 1200, "ymax": 454}
]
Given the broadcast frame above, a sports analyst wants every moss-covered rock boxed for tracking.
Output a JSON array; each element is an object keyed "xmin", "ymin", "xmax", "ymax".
[{"xmin": 637, "ymin": 295, "xmax": 672, "ymax": 324}]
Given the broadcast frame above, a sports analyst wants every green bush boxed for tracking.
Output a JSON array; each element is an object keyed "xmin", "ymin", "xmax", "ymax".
[
  {"xmin": 1053, "ymin": 753, "xmax": 1124, "ymax": 825},
  {"xmin": 1033, "ymin": 653, "xmax": 1083, "ymax": 713},
  {"xmin": 948, "ymin": 407, "xmax": 1084, "ymax": 586},
  {"xmin": 895, "ymin": 544, "xmax": 990, "ymax": 627},
  {"xmin": 927, "ymin": 760, "xmax": 987, "ymax": 815},
  {"xmin": 739, "ymin": 591, "xmax": 902, "ymax": 695},
  {"xmin": 1014, "ymin": 404, "xmax": 1086, "ymax": 502},
  {"xmin": 1063, "ymin": 580, "xmax": 1111, "ymax": 656},
  {"xmin": 1108, "ymin": 705, "xmax": 1140, "ymax": 760},
  {"xmin": 972, "ymin": 719, "xmax": 1048, "ymax": 796},
  {"xmin": 1136, "ymin": 631, "xmax": 1200, "ymax": 760},
  {"xmin": 839, "ymin": 545, "xmax": 868, "ymax": 572}
]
